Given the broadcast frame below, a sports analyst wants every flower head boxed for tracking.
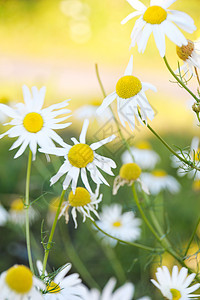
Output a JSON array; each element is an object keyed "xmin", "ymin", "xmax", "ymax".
[
  {"xmin": 59, "ymin": 186, "xmax": 102, "ymax": 228},
  {"xmin": 113, "ymin": 163, "xmax": 148, "ymax": 195},
  {"xmin": 121, "ymin": 0, "xmax": 196, "ymax": 57},
  {"xmin": 96, "ymin": 203, "xmax": 141, "ymax": 247},
  {"xmin": 0, "ymin": 264, "xmax": 45, "ymax": 300},
  {"xmin": 39, "ymin": 119, "xmax": 116, "ymax": 193},
  {"xmin": 96, "ymin": 56, "xmax": 156, "ymax": 130},
  {"xmin": 176, "ymin": 39, "xmax": 200, "ymax": 78},
  {"xmin": 121, "ymin": 140, "xmax": 160, "ymax": 170},
  {"xmin": 37, "ymin": 261, "xmax": 85, "ymax": 300},
  {"xmin": 141, "ymin": 169, "xmax": 180, "ymax": 195},
  {"xmin": 0, "ymin": 85, "xmax": 71, "ymax": 160},
  {"xmin": 151, "ymin": 265, "xmax": 200, "ymax": 299},
  {"xmin": 9, "ymin": 198, "xmax": 37, "ymax": 226}
]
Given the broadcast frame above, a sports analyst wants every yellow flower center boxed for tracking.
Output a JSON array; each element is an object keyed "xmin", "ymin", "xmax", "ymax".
[
  {"xmin": 143, "ymin": 6, "xmax": 167, "ymax": 24},
  {"xmin": 68, "ymin": 144, "xmax": 94, "ymax": 168},
  {"xmin": 91, "ymin": 99, "xmax": 102, "ymax": 106},
  {"xmin": 68, "ymin": 187, "xmax": 91, "ymax": 207},
  {"xmin": 23, "ymin": 112, "xmax": 44, "ymax": 133},
  {"xmin": 151, "ymin": 170, "xmax": 167, "ymax": 177},
  {"xmin": 192, "ymin": 180, "xmax": 200, "ymax": 192},
  {"xmin": 46, "ymin": 281, "xmax": 61, "ymax": 294},
  {"xmin": 49, "ymin": 197, "xmax": 60, "ymax": 213},
  {"xmin": 170, "ymin": 288, "xmax": 181, "ymax": 300},
  {"xmin": 116, "ymin": 75, "xmax": 142, "ymax": 99},
  {"xmin": 10, "ymin": 199, "xmax": 24, "ymax": 211},
  {"xmin": 112, "ymin": 221, "xmax": 122, "ymax": 227},
  {"xmin": 119, "ymin": 163, "xmax": 141, "ymax": 181},
  {"xmin": 5, "ymin": 265, "xmax": 33, "ymax": 294},
  {"xmin": 0, "ymin": 97, "xmax": 9, "ymax": 104},
  {"xmin": 135, "ymin": 141, "xmax": 152, "ymax": 150},
  {"xmin": 176, "ymin": 40, "xmax": 194, "ymax": 61}
]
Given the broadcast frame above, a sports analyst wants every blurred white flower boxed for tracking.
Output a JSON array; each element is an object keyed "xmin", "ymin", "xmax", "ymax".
[
  {"xmin": 96, "ymin": 203, "xmax": 141, "ymax": 247},
  {"xmin": 0, "ymin": 203, "xmax": 8, "ymax": 226},
  {"xmin": 9, "ymin": 198, "xmax": 37, "ymax": 226},
  {"xmin": 121, "ymin": 141, "xmax": 160, "ymax": 170},
  {"xmin": 151, "ymin": 265, "xmax": 200, "ymax": 299},
  {"xmin": 141, "ymin": 170, "xmax": 180, "ymax": 195}
]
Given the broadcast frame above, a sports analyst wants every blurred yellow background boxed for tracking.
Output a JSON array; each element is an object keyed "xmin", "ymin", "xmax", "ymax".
[{"xmin": 0, "ymin": 0, "xmax": 200, "ymax": 136}]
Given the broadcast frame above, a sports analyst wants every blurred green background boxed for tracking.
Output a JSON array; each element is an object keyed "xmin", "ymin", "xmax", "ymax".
[{"xmin": 0, "ymin": 0, "xmax": 200, "ymax": 299}]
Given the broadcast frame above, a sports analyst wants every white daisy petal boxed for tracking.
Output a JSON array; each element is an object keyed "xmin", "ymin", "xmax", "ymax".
[
  {"xmin": 126, "ymin": 0, "xmax": 146, "ymax": 11},
  {"xmin": 0, "ymin": 104, "xmax": 19, "ymax": 119},
  {"xmin": 153, "ymin": 24, "xmax": 166, "ymax": 57},
  {"xmin": 124, "ymin": 55, "xmax": 133, "ymax": 75},
  {"xmin": 96, "ymin": 92, "xmax": 117, "ymax": 115},
  {"xmin": 79, "ymin": 119, "xmax": 89, "ymax": 143},
  {"xmin": 162, "ymin": 0, "xmax": 177, "ymax": 8},
  {"xmin": 121, "ymin": 10, "xmax": 143, "ymax": 25},
  {"xmin": 90, "ymin": 134, "xmax": 116, "ymax": 150}
]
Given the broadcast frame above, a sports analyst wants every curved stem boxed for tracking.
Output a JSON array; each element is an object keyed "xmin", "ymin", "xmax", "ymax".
[
  {"xmin": 132, "ymin": 184, "xmax": 199, "ymax": 279},
  {"xmin": 95, "ymin": 63, "xmax": 135, "ymax": 162},
  {"xmin": 146, "ymin": 122, "xmax": 200, "ymax": 172},
  {"xmin": 42, "ymin": 189, "xmax": 66, "ymax": 275},
  {"xmin": 163, "ymin": 56, "xmax": 199, "ymax": 102},
  {"xmin": 194, "ymin": 67, "xmax": 200, "ymax": 88},
  {"xmin": 25, "ymin": 150, "xmax": 34, "ymax": 273},
  {"xmin": 184, "ymin": 217, "xmax": 200, "ymax": 257},
  {"xmin": 92, "ymin": 220, "xmax": 162, "ymax": 253}
]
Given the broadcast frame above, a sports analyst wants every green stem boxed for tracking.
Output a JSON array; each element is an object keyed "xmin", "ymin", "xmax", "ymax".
[
  {"xmin": 146, "ymin": 122, "xmax": 200, "ymax": 172},
  {"xmin": 95, "ymin": 63, "xmax": 135, "ymax": 162},
  {"xmin": 92, "ymin": 220, "xmax": 162, "ymax": 253},
  {"xmin": 25, "ymin": 150, "xmax": 34, "ymax": 273},
  {"xmin": 59, "ymin": 222, "xmax": 100, "ymax": 289},
  {"xmin": 103, "ymin": 244, "xmax": 127, "ymax": 285},
  {"xmin": 42, "ymin": 189, "xmax": 66, "ymax": 275},
  {"xmin": 163, "ymin": 56, "xmax": 199, "ymax": 102},
  {"xmin": 184, "ymin": 217, "xmax": 200, "ymax": 257},
  {"xmin": 132, "ymin": 184, "xmax": 199, "ymax": 278}
]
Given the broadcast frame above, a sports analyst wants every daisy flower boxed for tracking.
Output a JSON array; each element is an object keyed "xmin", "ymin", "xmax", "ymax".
[
  {"xmin": 113, "ymin": 162, "xmax": 149, "ymax": 195},
  {"xmin": 121, "ymin": 0, "xmax": 196, "ymax": 57},
  {"xmin": 0, "ymin": 203, "xmax": 8, "ymax": 226},
  {"xmin": 176, "ymin": 39, "xmax": 200, "ymax": 78},
  {"xmin": 39, "ymin": 119, "xmax": 116, "ymax": 193},
  {"xmin": 96, "ymin": 56, "xmax": 156, "ymax": 130},
  {"xmin": 37, "ymin": 261, "xmax": 85, "ymax": 300},
  {"xmin": 0, "ymin": 85, "xmax": 71, "ymax": 160},
  {"xmin": 151, "ymin": 265, "xmax": 200, "ymax": 299},
  {"xmin": 0, "ymin": 264, "xmax": 45, "ymax": 300},
  {"xmin": 9, "ymin": 198, "xmax": 37, "ymax": 226},
  {"xmin": 82, "ymin": 278, "xmax": 134, "ymax": 300},
  {"xmin": 121, "ymin": 140, "xmax": 160, "ymax": 170},
  {"xmin": 171, "ymin": 137, "xmax": 200, "ymax": 180},
  {"xmin": 96, "ymin": 203, "xmax": 141, "ymax": 247},
  {"xmin": 74, "ymin": 99, "xmax": 112, "ymax": 124},
  {"xmin": 141, "ymin": 169, "xmax": 180, "ymax": 195},
  {"xmin": 59, "ymin": 186, "xmax": 102, "ymax": 228}
]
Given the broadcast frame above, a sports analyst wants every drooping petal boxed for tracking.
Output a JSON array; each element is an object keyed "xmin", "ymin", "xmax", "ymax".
[
  {"xmin": 152, "ymin": 24, "xmax": 166, "ymax": 57},
  {"xmin": 121, "ymin": 10, "xmax": 143, "ymax": 25},
  {"xmin": 90, "ymin": 135, "xmax": 116, "ymax": 150},
  {"xmin": 96, "ymin": 92, "xmax": 117, "ymax": 115}
]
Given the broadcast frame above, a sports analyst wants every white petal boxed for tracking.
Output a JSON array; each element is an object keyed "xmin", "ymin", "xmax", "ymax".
[
  {"xmin": 124, "ymin": 55, "xmax": 133, "ymax": 76},
  {"xmin": 125, "ymin": 0, "xmax": 146, "ymax": 11},
  {"xmin": 168, "ymin": 12, "xmax": 196, "ymax": 33},
  {"xmin": 137, "ymin": 23, "xmax": 152, "ymax": 53},
  {"xmin": 79, "ymin": 119, "xmax": 89, "ymax": 143},
  {"xmin": 81, "ymin": 168, "xmax": 92, "ymax": 193},
  {"xmin": 90, "ymin": 134, "xmax": 116, "ymax": 150},
  {"xmin": 162, "ymin": 0, "xmax": 176, "ymax": 8},
  {"xmin": 163, "ymin": 20, "xmax": 187, "ymax": 47},
  {"xmin": 96, "ymin": 92, "xmax": 116, "ymax": 115},
  {"xmin": 142, "ymin": 82, "xmax": 157, "ymax": 92},
  {"xmin": 54, "ymin": 264, "xmax": 71, "ymax": 283},
  {"xmin": 39, "ymin": 146, "xmax": 69, "ymax": 156},
  {"xmin": 121, "ymin": 10, "xmax": 143, "ymax": 25},
  {"xmin": 14, "ymin": 139, "xmax": 29, "ymax": 158},
  {"xmin": 71, "ymin": 168, "xmax": 80, "ymax": 193},
  {"xmin": 153, "ymin": 24, "xmax": 166, "ymax": 57},
  {"xmin": 22, "ymin": 85, "xmax": 32, "ymax": 107},
  {"xmin": 0, "ymin": 104, "xmax": 19, "ymax": 118}
]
